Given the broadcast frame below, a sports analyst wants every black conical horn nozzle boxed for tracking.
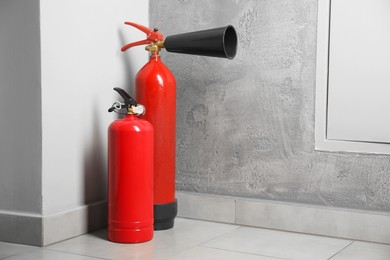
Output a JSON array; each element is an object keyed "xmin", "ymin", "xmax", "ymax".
[{"xmin": 164, "ymin": 25, "xmax": 237, "ymax": 59}]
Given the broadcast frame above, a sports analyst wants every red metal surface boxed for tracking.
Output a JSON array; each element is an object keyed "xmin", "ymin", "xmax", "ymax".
[
  {"xmin": 135, "ymin": 54, "xmax": 176, "ymax": 205},
  {"xmin": 108, "ymin": 114, "xmax": 154, "ymax": 243}
]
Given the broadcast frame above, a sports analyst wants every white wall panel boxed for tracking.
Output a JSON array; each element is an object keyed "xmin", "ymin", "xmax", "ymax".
[
  {"xmin": 327, "ymin": 0, "xmax": 390, "ymax": 143},
  {"xmin": 40, "ymin": 0, "xmax": 148, "ymax": 215}
]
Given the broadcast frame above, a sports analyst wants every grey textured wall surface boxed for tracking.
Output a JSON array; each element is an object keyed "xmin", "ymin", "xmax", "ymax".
[{"xmin": 150, "ymin": 0, "xmax": 390, "ymax": 212}]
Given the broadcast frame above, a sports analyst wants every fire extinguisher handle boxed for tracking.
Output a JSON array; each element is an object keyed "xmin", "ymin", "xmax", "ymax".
[
  {"xmin": 121, "ymin": 22, "xmax": 164, "ymax": 52},
  {"xmin": 108, "ymin": 87, "xmax": 140, "ymax": 113},
  {"xmin": 121, "ymin": 39, "xmax": 151, "ymax": 52},
  {"xmin": 113, "ymin": 87, "xmax": 137, "ymax": 107}
]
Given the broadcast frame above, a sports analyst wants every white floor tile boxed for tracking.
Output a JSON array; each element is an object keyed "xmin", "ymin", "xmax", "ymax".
[
  {"xmin": 331, "ymin": 241, "xmax": 390, "ymax": 260},
  {"xmin": 203, "ymin": 227, "xmax": 352, "ymax": 260},
  {"xmin": 1, "ymin": 249, "xmax": 104, "ymax": 260},
  {"xmin": 165, "ymin": 246, "xmax": 286, "ymax": 260},
  {"xmin": 3, "ymin": 218, "xmax": 389, "ymax": 260},
  {"xmin": 0, "ymin": 241, "xmax": 38, "ymax": 259},
  {"xmin": 45, "ymin": 218, "xmax": 239, "ymax": 260}
]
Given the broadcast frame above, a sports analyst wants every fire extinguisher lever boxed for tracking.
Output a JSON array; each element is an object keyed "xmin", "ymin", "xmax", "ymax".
[
  {"xmin": 121, "ymin": 39, "xmax": 152, "ymax": 52},
  {"xmin": 121, "ymin": 22, "xmax": 164, "ymax": 52},
  {"xmin": 113, "ymin": 87, "xmax": 137, "ymax": 107},
  {"xmin": 109, "ymin": 88, "xmax": 145, "ymax": 116}
]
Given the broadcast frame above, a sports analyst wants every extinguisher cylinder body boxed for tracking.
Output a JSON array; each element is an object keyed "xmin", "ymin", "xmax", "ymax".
[
  {"xmin": 108, "ymin": 114, "xmax": 154, "ymax": 243},
  {"xmin": 135, "ymin": 54, "xmax": 177, "ymax": 230}
]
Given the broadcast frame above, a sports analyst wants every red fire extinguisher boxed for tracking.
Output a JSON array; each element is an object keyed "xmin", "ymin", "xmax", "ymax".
[
  {"xmin": 121, "ymin": 22, "xmax": 237, "ymax": 230},
  {"xmin": 108, "ymin": 87, "xmax": 154, "ymax": 243}
]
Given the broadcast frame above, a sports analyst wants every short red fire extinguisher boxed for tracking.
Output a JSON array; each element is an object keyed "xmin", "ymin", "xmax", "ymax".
[
  {"xmin": 121, "ymin": 22, "xmax": 237, "ymax": 230},
  {"xmin": 107, "ymin": 87, "xmax": 154, "ymax": 243}
]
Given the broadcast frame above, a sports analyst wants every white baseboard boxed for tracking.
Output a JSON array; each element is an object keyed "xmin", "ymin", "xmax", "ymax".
[
  {"xmin": 4, "ymin": 193, "xmax": 389, "ymax": 246},
  {"xmin": 0, "ymin": 200, "xmax": 107, "ymax": 246},
  {"xmin": 0, "ymin": 210, "xmax": 42, "ymax": 246},
  {"xmin": 176, "ymin": 191, "xmax": 390, "ymax": 244},
  {"xmin": 43, "ymin": 200, "xmax": 107, "ymax": 246}
]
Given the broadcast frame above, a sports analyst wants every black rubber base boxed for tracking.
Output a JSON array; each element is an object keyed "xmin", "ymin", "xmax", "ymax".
[{"xmin": 154, "ymin": 200, "xmax": 177, "ymax": 230}]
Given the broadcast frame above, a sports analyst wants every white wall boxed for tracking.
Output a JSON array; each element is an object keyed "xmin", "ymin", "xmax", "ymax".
[
  {"xmin": 0, "ymin": 0, "xmax": 149, "ymax": 245},
  {"xmin": 40, "ymin": 0, "xmax": 149, "ymax": 215},
  {"xmin": 0, "ymin": 0, "xmax": 42, "ymax": 214}
]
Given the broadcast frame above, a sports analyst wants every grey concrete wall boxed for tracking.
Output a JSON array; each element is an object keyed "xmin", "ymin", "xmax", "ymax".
[
  {"xmin": 150, "ymin": 0, "xmax": 390, "ymax": 212},
  {"xmin": 0, "ymin": 0, "xmax": 42, "ymax": 213}
]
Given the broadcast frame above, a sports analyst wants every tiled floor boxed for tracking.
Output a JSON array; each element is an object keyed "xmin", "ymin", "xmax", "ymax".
[{"xmin": 1, "ymin": 218, "xmax": 390, "ymax": 260}]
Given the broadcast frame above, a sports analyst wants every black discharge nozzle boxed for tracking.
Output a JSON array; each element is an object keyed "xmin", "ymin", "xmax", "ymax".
[{"xmin": 164, "ymin": 25, "xmax": 238, "ymax": 59}]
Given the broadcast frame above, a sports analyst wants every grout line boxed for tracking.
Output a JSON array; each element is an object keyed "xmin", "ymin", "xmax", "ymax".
[
  {"xmin": 177, "ymin": 216, "xmax": 236, "ymax": 226},
  {"xmin": 0, "ymin": 255, "xmax": 18, "ymax": 260},
  {"xmin": 0, "ymin": 246, "xmax": 40, "ymax": 260},
  {"xmin": 327, "ymin": 240, "xmax": 355, "ymax": 260},
  {"xmin": 159, "ymin": 225, "xmax": 243, "ymax": 260},
  {"xmin": 199, "ymin": 246, "xmax": 290, "ymax": 260},
  {"xmin": 198, "ymin": 225, "xmax": 243, "ymax": 247},
  {"xmin": 0, "ymin": 254, "xmax": 22, "ymax": 260},
  {"xmin": 235, "ymin": 222, "xmax": 352, "ymax": 241},
  {"xmin": 44, "ymin": 248, "xmax": 110, "ymax": 260},
  {"xmin": 158, "ymin": 218, "xmax": 242, "ymax": 260}
]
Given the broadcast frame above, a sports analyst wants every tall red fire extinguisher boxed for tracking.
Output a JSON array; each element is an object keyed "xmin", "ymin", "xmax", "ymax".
[
  {"xmin": 121, "ymin": 22, "xmax": 237, "ymax": 230},
  {"xmin": 108, "ymin": 87, "xmax": 154, "ymax": 243}
]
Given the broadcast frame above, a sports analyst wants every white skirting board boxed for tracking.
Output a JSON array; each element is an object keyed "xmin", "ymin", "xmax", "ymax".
[
  {"xmin": 0, "ymin": 211, "xmax": 42, "ymax": 246},
  {"xmin": 0, "ymin": 200, "xmax": 107, "ymax": 246},
  {"xmin": 176, "ymin": 191, "xmax": 390, "ymax": 244},
  {"xmin": 3, "ymin": 193, "xmax": 390, "ymax": 246}
]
